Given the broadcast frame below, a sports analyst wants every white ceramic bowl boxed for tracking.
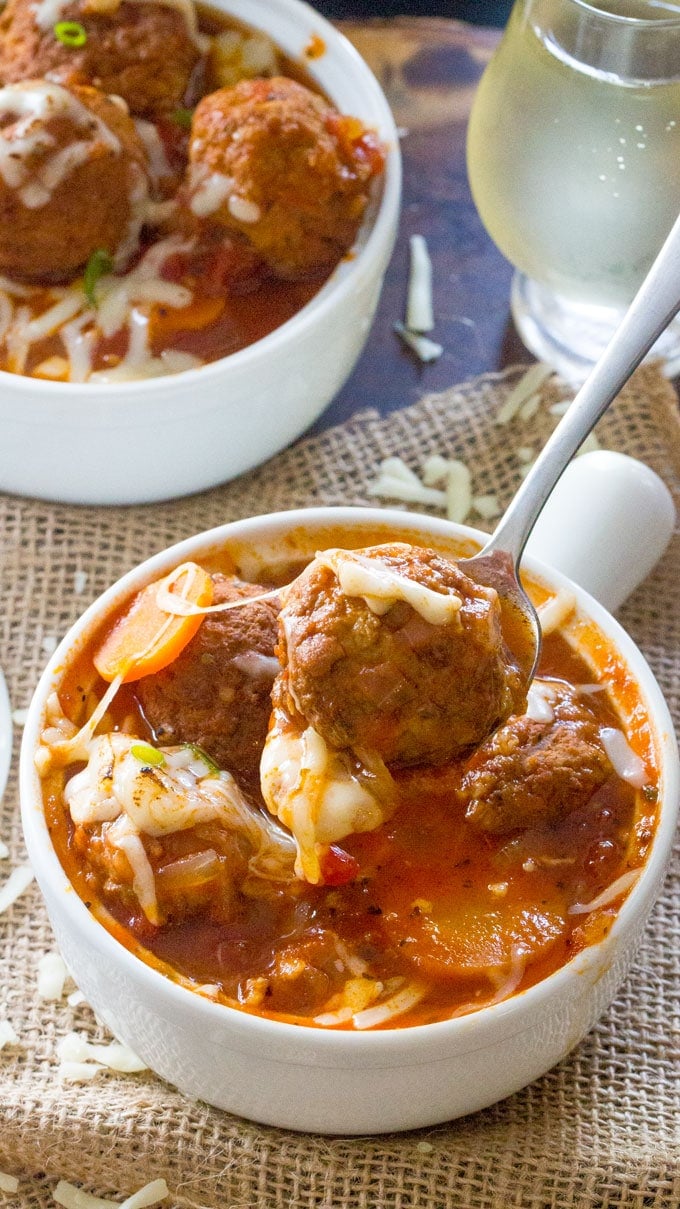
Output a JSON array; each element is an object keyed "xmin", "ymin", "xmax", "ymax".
[
  {"xmin": 0, "ymin": 1, "xmax": 401, "ymax": 506},
  {"xmin": 20, "ymin": 508, "xmax": 679, "ymax": 1134}
]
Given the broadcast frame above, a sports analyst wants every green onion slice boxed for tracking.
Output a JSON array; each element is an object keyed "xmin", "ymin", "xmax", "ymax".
[
  {"xmin": 131, "ymin": 743, "xmax": 166, "ymax": 768},
  {"xmin": 170, "ymin": 107, "xmax": 194, "ymax": 130},
  {"xmin": 83, "ymin": 248, "xmax": 113, "ymax": 306},
  {"xmin": 54, "ymin": 19, "xmax": 87, "ymax": 46},
  {"xmin": 183, "ymin": 743, "xmax": 220, "ymax": 774}
]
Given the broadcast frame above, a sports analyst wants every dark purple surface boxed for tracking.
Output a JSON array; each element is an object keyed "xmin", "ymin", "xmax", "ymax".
[{"xmin": 310, "ymin": 18, "xmax": 529, "ymax": 434}]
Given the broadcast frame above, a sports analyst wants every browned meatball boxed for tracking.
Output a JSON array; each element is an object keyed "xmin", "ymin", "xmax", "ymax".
[
  {"xmin": 136, "ymin": 574, "xmax": 280, "ymax": 799},
  {"xmin": 0, "ymin": 79, "xmax": 148, "ymax": 281},
  {"xmin": 0, "ymin": 0, "xmax": 200, "ymax": 117},
  {"xmin": 188, "ymin": 76, "xmax": 384, "ymax": 278},
  {"xmin": 277, "ymin": 544, "xmax": 527, "ymax": 768},
  {"xmin": 460, "ymin": 682, "xmax": 613, "ymax": 834}
]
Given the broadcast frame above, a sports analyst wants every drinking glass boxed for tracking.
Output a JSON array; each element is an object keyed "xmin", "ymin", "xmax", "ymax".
[{"xmin": 466, "ymin": 0, "xmax": 680, "ymax": 380}]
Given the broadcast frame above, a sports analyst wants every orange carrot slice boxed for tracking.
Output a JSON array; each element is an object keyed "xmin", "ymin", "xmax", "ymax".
[{"xmin": 94, "ymin": 562, "xmax": 214, "ymax": 684}]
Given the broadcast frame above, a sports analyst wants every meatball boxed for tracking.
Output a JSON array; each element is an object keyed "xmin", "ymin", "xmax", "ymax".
[
  {"xmin": 0, "ymin": 79, "xmax": 148, "ymax": 281},
  {"xmin": 188, "ymin": 76, "xmax": 383, "ymax": 278},
  {"xmin": 277, "ymin": 544, "xmax": 527, "ymax": 768},
  {"xmin": 460, "ymin": 681, "xmax": 613, "ymax": 834},
  {"xmin": 136, "ymin": 574, "xmax": 280, "ymax": 799},
  {"xmin": 0, "ymin": 0, "xmax": 200, "ymax": 117}
]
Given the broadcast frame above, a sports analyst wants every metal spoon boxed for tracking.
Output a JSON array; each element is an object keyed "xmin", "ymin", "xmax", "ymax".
[{"xmin": 461, "ymin": 210, "xmax": 680, "ymax": 682}]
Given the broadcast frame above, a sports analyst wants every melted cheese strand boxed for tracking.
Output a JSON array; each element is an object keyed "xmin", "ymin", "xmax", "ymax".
[
  {"xmin": 155, "ymin": 564, "xmax": 281, "ymax": 617},
  {"xmin": 314, "ymin": 548, "xmax": 463, "ymax": 625}
]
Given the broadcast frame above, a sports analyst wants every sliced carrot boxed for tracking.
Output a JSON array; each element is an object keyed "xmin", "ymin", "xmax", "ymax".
[
  {"xmin": 149, "ymin": 296, "xmax": 225, "ymax": 343},
  {"xmin": 93, "ymin": 562, "xmax": 214, "ymax": 684}
]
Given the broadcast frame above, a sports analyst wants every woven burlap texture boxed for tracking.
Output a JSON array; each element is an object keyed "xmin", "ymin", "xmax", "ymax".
[{"xmin": 0, "ymin": 362, "xmax": 679, "ymax": 1209}]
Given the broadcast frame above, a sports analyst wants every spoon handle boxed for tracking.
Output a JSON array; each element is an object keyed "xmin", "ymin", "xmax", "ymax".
[{"xmin": 481, "ymin": 209, "xmax": 680, "ymax": 567}]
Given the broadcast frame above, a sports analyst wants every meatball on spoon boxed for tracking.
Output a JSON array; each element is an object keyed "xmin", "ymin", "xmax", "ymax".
[{"xmin": 462, "ymin": 209, "xmax": 680, "ymax": 679}]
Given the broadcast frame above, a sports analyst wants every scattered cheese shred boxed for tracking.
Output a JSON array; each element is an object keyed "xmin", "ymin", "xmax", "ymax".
[
  {"xmin": 0, "ymin": 1020, "xmax": 19, "ymax": 1050},
  {"xmin": 496, "ymin": 362, "xmax": 554, "ymax": 425},
  {"xmin": 0, "ymin": 863, "xmax": 34, "ymax": 913},
  {"xmin": 0, "ymin": 1172, "xmax": 18, "ymax": 1194},
  {"xmin": 367, "ymin": 468, "xmax": 446, "ymax": 508},
  {"xmin": 568, "ymin": 869, "xmax": 641, "ymax": 916},
  {"xmin": 37, "ymin": 952, "xmax": 69, "ymax": 1001},
  {"xmin": 352, "ymin": 982, "xmax": 427, "ymax": 1030},
  {"xmin": 0, "ymin": 668, "xmax": 10, "ymax": 805},
  {"xmin": 600, "ymin": 728, "xmax": 647, "ymax": 787},
  {"xmin": 577, "ymin": 432, "xmax": 601, "ymax": 456},
  {"xmin": 73, "ymin": 571, "xmax": 88, "ymax": 595},
  {"xmin": 57, "ymin": 1031, "xmax": 148, "ymax": 1075},
  {"xmin": 11, "ymin": 708, "xmax": 28, "ymax": 726},
  {"xmin": 537, "ymin": 589, "xmax": 576, "ymax": 636},
  {"xmin": 53, "ymin": 1179, "xmax": 169, "ymax": 1209},
  {"xmin": 444, "ymin": 459, "xmax": 472, "ymax": 524},
  {"xmin": 406, "ymin": 234, "xmax": 434, "ymax": 333},
  {"xmin": 394, "ymin": 322, "xmax": 443, "ymax": 363}
]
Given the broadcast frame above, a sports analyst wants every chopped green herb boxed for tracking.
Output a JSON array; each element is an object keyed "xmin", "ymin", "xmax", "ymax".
[
  {"xmin": 131, "ymin": 743, "xmax": 166, "ymax": 768},
  {"xmin": 183, "ymin": 742, "xmax": 220, "ymax": 774},
  {"xmin": 83, "ymin": 248, "xmax": 113, "ymax": 306},
  {"xmin": 54, "ymin": 19, "xmax": 87, "ymax": 47},
  {"xmin": 171, "ymin": 107, "xmax": 194, "ymax": 130}
]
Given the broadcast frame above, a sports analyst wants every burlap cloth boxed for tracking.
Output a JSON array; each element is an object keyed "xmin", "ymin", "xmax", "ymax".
[{"xmin": 1, "ymin": 362, "xmax": 679, "ymax": 1209}]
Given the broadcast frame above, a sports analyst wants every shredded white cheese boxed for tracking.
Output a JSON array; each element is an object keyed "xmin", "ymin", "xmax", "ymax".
[
  {"xmin": 0, "ymin": 841, "xmax": 8, "ymax": 860},
  {"xmin": 537, "ymin": 589, "xmax": 576, "ymax": 636},
  {"xmin": 394, "ymin": 322, "xmax": 442, "ymax": 362},
  {"xmin": 0, "ymin": 1020, "xmax": 19, "ymax": 1050},
  {"xmin": 406, "ymin": 234, "xmax": 434, "ymax": 333},
  {"xmin": 57, "ymin": 1032, "xmax": 148, "ymax": 1074},
  {"xmin": 568, "ymin": 869, "xmax": 641, "ymax": 916},
  {"xmin": 600, "ymin": 728, "xmax": 647, "ymax": 787},
  {"xmin": 0, "ymin": 1172, "xmax": 18, "ymax": 1194},
  {"xmin": 11, "ymin": 708, "xmax": 29, "ymax": 726},
  {"xmin": 495, "ymin": 362, "xmax": 554, "ymax": 424},
  {"xmin": 73, "ymin": 571, "xmax": 88, "ymax": 595},
  {"xmin": 53, "ymin": 1178, "xmax": 169, "ymax": 1209},
  {"xmin": 352, "ymin": 982, "xmax": 427, "ymax": 1030},
  {"xmin": 0, "ymin": 863, "xmax": 34, "ymax": 913},
  {"xmin": 313, "ymin": 547, "xmax": 463, "ymax": 625},
  {"xmin": 37, "ymin": 951, "xmax": 69, "ymax": 1001}
]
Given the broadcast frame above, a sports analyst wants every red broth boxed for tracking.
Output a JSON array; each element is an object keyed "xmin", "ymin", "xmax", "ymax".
[{"xmin": 40, "ymin": 551, "xmax": 658, "ymax": 1029}]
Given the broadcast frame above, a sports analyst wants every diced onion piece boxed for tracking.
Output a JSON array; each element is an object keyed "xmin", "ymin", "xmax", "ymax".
[
  {"xmin": 0, "ymin": 1019, "xmax": 19, "ymax": 1050},
  {"xmin": 0, "ymin": 1172, "xmax": 19, "ymax": 1194},
  {"xmin": 406, "ymin": 234, "xmax": 434, "ymax": 333},
  {"xmin": 537, "ymin": 589, "xmax": 576, "ymax": 635},
  {"xmin": 496, "ymin": 362, "xmax": 554, "ymax": 425},
  {"xmin": 394, "ymin": 322, "xmax": 443, "ymax": 363},
  {"xmin": 600, "ymin": 727, "xmax": 647, "ymax": 786},
  {"xmin": 568, "ymin": 868, "xmax": 641, "ymax": 916},
  {"xmin": 37, "ymin": 951, "xmax": 69, "ymax": 1000},
  {"xmin": 0, "ymin": 864, "xmax": 34, "ymax": 913},
  {"xmin": 352, "ymin": 982, "xmax": 426, "ymax": 1030}
]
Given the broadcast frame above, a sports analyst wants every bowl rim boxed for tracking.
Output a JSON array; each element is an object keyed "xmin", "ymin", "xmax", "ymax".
[
  {"xmin": 19, "ymin": 506, "xmax": 680, "ymax": 1060},
  {"xmin": 0, "ymin": 0, "xmax": 402, "ymax": 404}
]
